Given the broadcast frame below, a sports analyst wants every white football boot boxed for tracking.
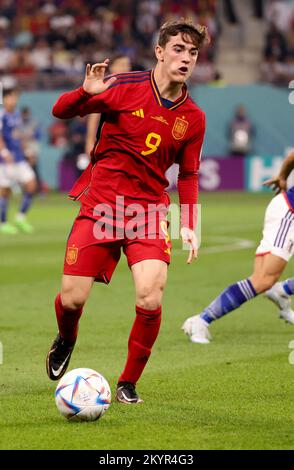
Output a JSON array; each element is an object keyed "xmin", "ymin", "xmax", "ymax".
[
  {"xmin": 265, "ymin": 282, "xmax": 294, "ymax": 324},
  {"xmin": 182, "ymin": 314, "xmax": 212, "ymax": 344}
]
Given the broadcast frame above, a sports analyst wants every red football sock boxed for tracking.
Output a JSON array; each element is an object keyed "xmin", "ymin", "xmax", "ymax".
[
  {"xmin": 55, "ymin": 293, "xmax": 83, "ymax": 343},
  {"xmin": 118, "ymin": 305, "xmax": 162, "ymax": 385}
]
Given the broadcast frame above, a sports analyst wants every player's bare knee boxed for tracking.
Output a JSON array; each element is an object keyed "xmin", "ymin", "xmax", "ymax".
[
  {"xmin": 251, "ymin": 275, "xmax": 277, "ymax": 294},
  {"xmin": 61, "ymin": 297, "xmax": 85, "ymax": 311},
  {"xmin": 0, "ymin": 188, "xmax": 10, "ymax": 198},
  {"xmin": 60, "ymin": 290, "xmax": 87, "ymax": 311},
  {"xmin": 262, "ymin": 274, "xmax": 280, "ymax": 292},
  {"xmin": 137, "ymin": 297, "xmax": 162, "ymax": 310},
  {"xmin": 25, "ymin": 179, "xmax": 37, "ymax": 194},
  {"xmin": 136, "ymin": 286, "xmax": 164, "ymax": 310}
]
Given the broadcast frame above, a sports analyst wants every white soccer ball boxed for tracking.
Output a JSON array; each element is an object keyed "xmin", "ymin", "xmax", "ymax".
[{"xmin": 55, "ymin": 368, "xmax": 111, "ymax": 421}]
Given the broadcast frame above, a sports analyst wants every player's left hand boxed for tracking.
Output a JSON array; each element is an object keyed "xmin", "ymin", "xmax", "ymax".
[
  {"xmin": 180, "ymin": 227, "xmax": 198, "ymax": 264},
  {"xmin": 83, "ymin": 59, "xmax": 117, "ymax": 95}
]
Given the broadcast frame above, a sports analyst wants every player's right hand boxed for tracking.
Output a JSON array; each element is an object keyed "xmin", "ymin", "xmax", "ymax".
[
  {"xmin": 262, "ymin": 176, "xmax": 287, "ymax": 194},
  {"xmin": 180, "ymin": 227, "xmax": 198, "ymax": 264},
  {"xmin": 82, "ymin": 60, "xmax": 117, "ymax": 96}
]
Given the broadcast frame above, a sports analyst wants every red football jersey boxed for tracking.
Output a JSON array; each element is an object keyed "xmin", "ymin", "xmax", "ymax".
[{"xmin": 52, "ymin": 70, "xmax": 206, "ymax": 229}]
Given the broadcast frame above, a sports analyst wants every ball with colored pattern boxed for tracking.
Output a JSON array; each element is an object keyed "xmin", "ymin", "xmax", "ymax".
[{"xmin": 55, "ymin": 368, "xmax": 111, "ymax": 421}]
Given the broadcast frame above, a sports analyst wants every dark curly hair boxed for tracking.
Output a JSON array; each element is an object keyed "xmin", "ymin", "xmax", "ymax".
[{"xmin": 158, "ymin": 18, "xmax": 209, "ymax": 50}]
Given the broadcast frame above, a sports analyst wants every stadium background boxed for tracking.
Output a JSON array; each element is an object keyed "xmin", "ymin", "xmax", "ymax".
[{"xmin": 1, "ymin": 0, "xmax": 294, "ymax": 451}]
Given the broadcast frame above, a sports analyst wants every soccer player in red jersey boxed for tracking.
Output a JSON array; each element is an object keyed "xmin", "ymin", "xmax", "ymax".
[{"xmin": 46, "ymin": 19, "xmax": 208, "ymax": 404}]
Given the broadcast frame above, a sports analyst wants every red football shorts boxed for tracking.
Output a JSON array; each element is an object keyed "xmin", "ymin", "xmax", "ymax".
[{"xmin": 63, "ymin": 215, "xmax": 171, "ymax": 283}]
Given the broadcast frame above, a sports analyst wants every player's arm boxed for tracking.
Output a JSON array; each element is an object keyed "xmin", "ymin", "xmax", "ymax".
[
  {"xmin": 52, "ymin": 60, "xmax": 117, "ymax": 119},
  {"xmin": 0, "ymin": 125, "xmax": 13, "ymax": 163},
  {"xmin": 85, "ymin": 113, "xmax": 101, "ymax": 156},
  {"xmin": 177, "ymin": 112, "xmax": 206, "ymax": 264},
  {"xmin": 263, "ymin": 150, "xmax": 294, "ymax": 193}
]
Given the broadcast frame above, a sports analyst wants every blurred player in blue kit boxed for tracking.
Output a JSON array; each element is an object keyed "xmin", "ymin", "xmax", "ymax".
[
  {"xmin": 0, "ymin": 88, "xmax": 37, "ymax": 234},
  {"xmin": 21, "ymin": 106, "xmax": 42, "ymax": 192},
  {"xmin": 183, "ymin": 150, "xmax": 294, "ymax": 343}
]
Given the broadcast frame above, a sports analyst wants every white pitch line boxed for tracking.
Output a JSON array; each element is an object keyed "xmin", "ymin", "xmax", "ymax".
[
  {"xmin": 201, "ymin": 239, "xmax": 255, "ymax": 254},
  {"xmin": 172, "ymin": 237, "xmax": 255, "ymax": 256},
  {"xmin": 209, "ymin": 224, "xmax": 259, "ymax": 234}
]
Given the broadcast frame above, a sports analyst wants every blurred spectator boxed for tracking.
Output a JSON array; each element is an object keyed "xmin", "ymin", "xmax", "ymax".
[
  {"xmin": 209, "ymin": 70, "xmax": 226, "ymax": 87},
  {"xmin": 264, "ymin": 23, "xmax": 288, "ymax": 62},
  {"xmin": 69, "ymin": 117, "xmax": 88, "ymax": 156},
  {"xmin": 280, "ymin": 51, "xmax": 294, "ymax": 83},
  {"xmin": 48, "ymin": 120, "xmax": 68, "ymax": 148},
  {"xmin": 252, "ymin": 0, "xmax": 264, "ymax": 19},
  {"xmin": 190, "ymin": 58, "xmax": 214, "ymax": 84},
  {"xmin": 0, "ymin": 1, "xmax": 16, "ymax": 21},
  {"xmin": 0, "ymin": 35, "xmax": 13, "ymax": 74},
  {"xmin": 52, "ymin": 41, "xmax": 73, "ymax": 73},
  {"xmin": 134, "ymin": 0, "xmax": 161, "ymax": 48},
  {"xmin": 287, "ymin": 15, "xmax": 294, "ymax": 53},
  {"xmin": 223, "ymin": 0, "xmax": 239, "ymax": 24},
  {"xmin": 228, "ymin": 105, "xmax": 255, "ymax": 157},
  {"xmin": 9, "ymin": 46, "xmax": 36, "ymax": 78},
  {"xmin": 260, "ymin": 54, "xmax": 285, "ymax": 84},
  {"xmin": 261, "ymin": 0, "xmax": 294, "ymax": 85},
  {"xmin": 265, "ymin": 0, "xmax": 294, "ymax": 33},
  {"xmin": 30, "ymin": 38, "xmax": 52, "ymax": 72},
  {"xmin": 62, "ymin": 117, "xmax": 88, "ymax": 178}
]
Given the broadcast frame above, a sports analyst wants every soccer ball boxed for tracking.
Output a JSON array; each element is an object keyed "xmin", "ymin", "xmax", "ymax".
[{"xmin": 55, "ymin": 368, "xmax": 111, "ymax": 421}]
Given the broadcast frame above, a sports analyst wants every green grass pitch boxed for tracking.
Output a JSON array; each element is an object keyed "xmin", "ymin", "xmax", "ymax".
[{"xmin": 0, "ymin": 191, "xmax": 293, "ymax": 450}]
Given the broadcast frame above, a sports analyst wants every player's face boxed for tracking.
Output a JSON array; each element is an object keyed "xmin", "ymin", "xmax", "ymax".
[
  {"xmin": 110, "ymin": 57, "xmax": 131, "ymax": 74},
  {"xmin": 156, "ymin": 33, "xmax": 198, "ymax": 83},
  {"xmin": 4, "ymin": 91, "xmax": 19, "ymax": 112}
]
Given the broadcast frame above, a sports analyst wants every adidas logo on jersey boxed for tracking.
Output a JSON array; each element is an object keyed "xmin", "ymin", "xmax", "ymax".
[{"xmin": 132, "ymin": 109, "xmax": 144, "ymax": 118}]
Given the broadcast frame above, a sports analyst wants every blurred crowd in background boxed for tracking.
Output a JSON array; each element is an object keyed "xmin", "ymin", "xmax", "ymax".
[
  {"xmin": 0, "ymin": 0, "xmax": 218, "ymax": 89},
  {"xmin": 261, "ymin": 0, "xmax": 294, "ymax": 84},
  {"xmin": 0, "ymin": 0, "xmax": 293, "ymax": 89}
]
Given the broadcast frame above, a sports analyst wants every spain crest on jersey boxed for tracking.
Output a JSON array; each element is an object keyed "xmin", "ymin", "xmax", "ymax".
[
  {"xmin": 172, "ymin": 117, "xmax": 188, "ymax": 140},
  {"xmin": 66, "ymin": 246, "xmax": 78, "ymax": 265}
]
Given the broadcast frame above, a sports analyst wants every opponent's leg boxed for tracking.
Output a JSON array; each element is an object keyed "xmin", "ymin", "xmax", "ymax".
[
  {"xmin": 15, "ymin": 178, "xmax": 37, "ymax": 233},
  {"xmin": 250, "ymin": 253, "xmax": 287, "ymax": 293},
  {"xmin": 46, "ymin": 274, "xmax": 94, "ymax": 380},
  {"xmin": 182, "ymin": 275, "xmax": 257, "ymax": 344},
  {"xmin": 0, "ymin": 187, "xmax": 17, "ymax": 234},
  {"xmin": 183, "ymin": 254, "xmax": 287, "ymax": 344},
  {"xmin": 265, "ymin": 276, "xmax": 294, "ymax": 324},
  {"xmin": 116, "ymin": 259, "xmax": 167, "ymax": 404},
  {"xmin": 281, "ymin": 278, "xmax": 294, "ymax": 295},
  {"xmin": 258, "ymin": 193, "xmax": 294, "ymax": 321}
]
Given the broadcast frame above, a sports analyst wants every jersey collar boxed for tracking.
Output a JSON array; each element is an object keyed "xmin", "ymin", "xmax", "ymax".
[{"xmin": 150, "ymin": 69, "xmax": 188, "ymax": 110}]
